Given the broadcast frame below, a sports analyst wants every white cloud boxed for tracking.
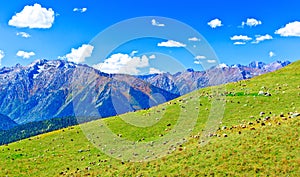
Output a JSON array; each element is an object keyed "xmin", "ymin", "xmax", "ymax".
[
  {"xmin": 252, "ymin": 34, "xmax": 273, "ymax": 44},
  {"xmin": 149, "ymin": 67, "xmax": 163, "ymax": 74},
  {"xmin": 64, "ymin": 44, "xmax": 94, "ymax": 63},
  {"xmin": 275, "ymin": 21, "xmax": 300, "ymax": 37},
  {"xmin": 230, "ymin": 35, "xmax": 252, "ymax": 41},
  {"xmin": 16, "ymin": 32, "xmax": 31, "ymax": 38},
  {"xmin": 207, "ymin": 60, "xmax": 216, "ymax": 63},
  {"xmin": 208, "ymin": 19, "xmax": 222, "ymax": 28},
  {"xmin": 269, "ymin": 51, "xmax": 275, "ymax": 58},
  {"xmin": 242, "ymin": 18, "xmax": 262, "ymax": 27},
  {"xmin": 149, "ymin": 54, "xmax": 156, "ymax": 59},
  {"xmin": 73, "ymin": 8, "xmax": 87, "ymax": 13},
  {"xmin": 188, "ymin": 37, "xmax": 200, "ymax": 41},
  {"xmin": 130, "ymin": 50, "xmax": 138, "ymax": 56},
  {"xmin": 157, "ymin": 40, "xmax": 186, "ymax": 47},
  {"xmin": 93, "ymin": 53, "xmax": 149, "ymax": 75},
  {"xmin": 194, "ymin": 61, "xmax": 201, "ymax": 65},
  {"xmin": 0, "ymin": 50, "xmax": 5, "ymax": 66},
  {"xmin": 151, "ymin": 19, "xmax": 165, "ymax": 27},
  {"xmin": 16, "ymin": 51, "xmax": 35, "ymax": 59},
  {"xmin": 8, "ymin": 3, "xmax": 55, "ymax": 29},
  {"xmin": 195, "ymin": 55, "xmax": 206, "ymax": 60},
  {"xmin": 233, "ymin": 42, "xmax": 246, "ymax": 45}
]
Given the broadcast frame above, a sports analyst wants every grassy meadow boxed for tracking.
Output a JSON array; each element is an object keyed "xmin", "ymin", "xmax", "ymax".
[{"xmin": 0, "ymin": 60, "xmax": 299, "ymax": 176}]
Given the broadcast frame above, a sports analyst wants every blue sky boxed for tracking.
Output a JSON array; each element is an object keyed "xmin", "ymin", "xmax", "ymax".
[{"xmin": 0, "ymin": 0, "xmax": 299, "ymax": 74}]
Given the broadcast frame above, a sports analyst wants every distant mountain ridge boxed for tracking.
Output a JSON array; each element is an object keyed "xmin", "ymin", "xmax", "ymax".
[
  {"xmin": 0, "ymin": 114, "xmax": 17, "ymax": 130},
  {"xmin": 138, "ymin": 60, "xmax": 291, "ymax": 95},
  {"xmin": 0, "ymin": 59, "xmax": 290, "ymax": 130},
  {"xmin": 0, "ymin": 59, "xmax": 178, "ymax": 125}
]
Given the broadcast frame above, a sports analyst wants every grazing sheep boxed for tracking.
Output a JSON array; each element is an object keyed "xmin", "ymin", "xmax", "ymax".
[
  {"xmin": 291, "ymin": 113, "xmax": 300, "ymax": 118},
  {"xmin": 265, "ymin": 92, "xmax": 271, "ymax": 96},
  {"xmin": 280, "ymin": 112, "xmax": 284, "ymax": 117},
  {"xmin": 264, "ymin": 116, "xmax": 271, "ymax": 121},
  {"xmin": 260, "ymin": 112, "xmax": 265, "ymax": 117},
  {"xmin": 258, "ymin": 91, "xmax": 265, "ymax": 95},
  {"xmin": 258, "ymin": 91, "xmax": 271, "ymax": 96}
]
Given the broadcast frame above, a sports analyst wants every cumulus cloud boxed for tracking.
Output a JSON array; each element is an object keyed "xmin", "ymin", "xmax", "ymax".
[
  {"xmin": 62, "ymin": 44, "xmax": 94, "ymax": 63},
  {"xmin": 195, "ymin": 55, "xmax": 206, "ymax": 60},
  {"xmin": 0, "ymin": 50, "xmax": 5, "ymax": 66},
  {"xmin": 157, "ymin": 40, "xmax": 186, "ymax": 47},
  {"xmin": 149, "ymin": 54, "xmax": 156, "ymax": 59},
  {"xmin": 149, "ymin": 67, "xmax": 163, "ymax": 74},
  {"xmin": 16, "ymin": 51, "xmax": 35, "ymax": 59},
  {"xmin": 252, "ymin": 34, "xmax": 273, "ymax": 44},
  {"xmin": 194, "ymin": 61, "xmax": 201, "ymax": 65},
  {"xmin": 275, "ymin": 21, "xmax": 300, "ymax": 37},
  {"xmin": 208, "ymin": 19, "xmax": 222, "ymax": 28},
  {"xmin": 8, "ymin": 3, "xmax": 55, "ymax": 29},
  {"xmin": 269, "ymin": 51, "xmax": 276, "ymax": 58},
  {"xmin": 73, "ymin": 8, "xmax": 87, "ymax": 13},
  {"xmin": 130, "ymin": 50, "xmax": 138, "ymax": 56},
  {"xmin": 207, "ymin": 60, "xmax": 216, "ymax": 63},
  {"xmin": 230, "ymin": 35, "xmax": 252, "ymax": 41},
  {"xmin": 242, "ymin": 18, "xmax": 262, "ymax": 27},
  {"xmin": 151, "ymin": 19, "xmax": 165, "ymax": 27},
  {"xmin": 0, "ymin": 50, "xmax": 4, "ymax": 59},
  {"xmin": 93, "ymin": 53, "xmax": 149, "ymax": 75},
  {"xmin": 233, "ymin": 42, "xmax": 246, "ymax": 45},
  {"xmin": 194, "ymin": 56, "xmax": 209, "ymax": 64},
  {"xmin": 16, "ymin": 32, "xmax": 31, "ymax": 38},
  {"xmin": 188, "ymin": 37, "xmax": 200, "ymax": 41}
]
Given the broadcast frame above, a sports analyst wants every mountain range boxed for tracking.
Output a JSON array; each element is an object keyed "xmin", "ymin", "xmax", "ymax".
[
  {"xmin": 138, "ymin": 60, "xmax": 291, "ymax": 95},
  {"xmin": 0, "ymin": 59, "xmax": 177, "ymax": 127},
  {"xmin": 0, "ymin": 59, "xmax": 291, "ymax": 130}
]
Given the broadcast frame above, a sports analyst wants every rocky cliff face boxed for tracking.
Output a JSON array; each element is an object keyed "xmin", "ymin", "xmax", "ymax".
[{"xmin": 0, "ymin": 59, "xmax": 178, "ymax": 125}]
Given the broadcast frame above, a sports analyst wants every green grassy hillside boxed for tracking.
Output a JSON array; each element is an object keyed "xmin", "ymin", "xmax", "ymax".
[{"xmin": 0, "ymin": 61, "xmax": 299, "ymax": 176}]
